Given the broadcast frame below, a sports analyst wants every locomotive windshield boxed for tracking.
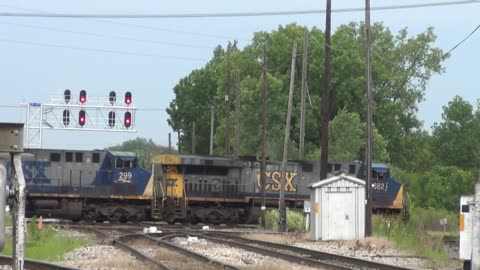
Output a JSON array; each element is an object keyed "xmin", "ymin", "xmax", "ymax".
[
  {"xmin": 109, "ymin": 151, "xmax": 138, "ymax": 168},
  {"xmin": 372, "ymin": 163, "xmax": 390, "ymax": 180}
]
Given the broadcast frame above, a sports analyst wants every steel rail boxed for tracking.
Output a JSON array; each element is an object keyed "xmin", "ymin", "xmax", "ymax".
[
  {"xmin": 88, "ymin": 227, "xmax": 174, "ymax": 270},
  {"xmin": 205, "ymin": 232, "xmax": 415, "ymax": 270},
  {"xmin": 0, "ymin": 255, "xmax": 80, "ymax": 270},
  {"xmin": 119, "ymin": 233, "xmax": 241, "ymax": 270},
  {"xmin": 164, "ymin": 233, "xmax": 351, "ymax": 270}
]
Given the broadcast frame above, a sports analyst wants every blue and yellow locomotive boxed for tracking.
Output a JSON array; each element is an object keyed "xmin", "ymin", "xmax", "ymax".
[
  {"xmin": 150, "ymin": 154, "xmax": 408, "ymax": 224},
  {"xmin": 4, "ymin": 148, "xmax": 159, "ymax": 222}
]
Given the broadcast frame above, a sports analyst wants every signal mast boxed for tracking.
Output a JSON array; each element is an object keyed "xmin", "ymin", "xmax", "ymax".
[{"xmin": 22, "ymin": 90, "xmax": 137, "ymax": 148}]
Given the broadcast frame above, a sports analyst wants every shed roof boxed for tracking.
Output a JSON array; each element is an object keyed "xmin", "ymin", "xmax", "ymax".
[{"xmin": 307, "ymin": 173, "xmax": 365, "ymax": 189}]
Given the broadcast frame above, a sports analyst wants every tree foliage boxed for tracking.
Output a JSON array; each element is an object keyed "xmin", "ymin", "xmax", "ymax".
[
  {"xmin": 431, "ymin": 96, "xmax": 480, "ymax": 169},
  {"xmin": 167, "ymin": 23, "xmax": 446, "ymax": 164},
  {"xmin": 394, "ymin": 165, "xmax": 476, "ymax": 212},
  {"xmin": 393, "ymin": 96, "xmax": 480, "ymax": 211},
  {"xmin": 316, "ymin": 109, "xmax": 389, "ymax": 162},
  {"xmin": 162, "ymin": 22, "xmax": 480, "ymax": 211}
]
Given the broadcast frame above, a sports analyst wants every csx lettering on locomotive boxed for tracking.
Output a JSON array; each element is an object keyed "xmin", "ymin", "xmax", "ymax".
[
  {"xmin": 23, "ymin": 162, "xmax": 51, "ymax": 184},
  {"xmin": 255, "ymin": 170, "xmax": 298, "ymax": 192}
]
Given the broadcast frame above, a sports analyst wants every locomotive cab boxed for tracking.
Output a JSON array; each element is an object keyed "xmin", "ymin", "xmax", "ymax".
[
  {"xmin": 357, "ymin": 163, "xmax": 405, "ymax": 214},
  {"xmin": 150, "ymin": 154, "xmax": 187, "ymax": 223}
]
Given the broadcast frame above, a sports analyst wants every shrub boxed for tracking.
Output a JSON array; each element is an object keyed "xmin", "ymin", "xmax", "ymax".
[
  {"xmin": 265, "ymin": 209, "xmax": 279, "ymax": 230},
  {"xmin": 286, "ymin": 209, "xmax": 305, "ymax": 232},
  {"xmin": 265, "ymin": 209, "xmax": 305, "ymax": 232}
]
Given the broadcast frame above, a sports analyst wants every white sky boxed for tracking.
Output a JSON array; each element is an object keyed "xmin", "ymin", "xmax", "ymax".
[{"xmin": 0, "ymin": 0, "xmax": 478, "ymax": 150}]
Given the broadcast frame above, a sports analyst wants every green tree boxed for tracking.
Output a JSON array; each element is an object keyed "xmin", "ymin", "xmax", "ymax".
[
  {"xmin": 431, "ymin": 96, "xmax": 480, "ymax": 169},
  {"xmin": 307, "ymin": 110, "xmax": 389, "ymax": 162},
  {"xmin": 328, "ymin": 110, "xmax": 363, "ymax": 161},
  {"xmin": 167, "ymin": 23, "xmax": 446, "ymax": 166},
  {"xmin": 422, "ymin": 166, "xmax": 475, "ymax": 211},
  {"xmin": 392, "ymin": 165, "xmax": 475, "ymax": 211}
]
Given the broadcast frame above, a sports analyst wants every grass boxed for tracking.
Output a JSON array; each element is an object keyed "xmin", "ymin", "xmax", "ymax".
[
  {"xmin": 427, "ymin": 230, "xmax": 458, "ymax": 238},
  {"xmin": 373, "ymin": 208, "xmax": 457, "ymax": 266},
  {"xmin": 2, "ymin": 216, "xmax": 90, "ymax": 261}
]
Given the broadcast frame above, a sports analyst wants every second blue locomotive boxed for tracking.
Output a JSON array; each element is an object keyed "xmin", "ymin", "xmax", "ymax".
[{"xmin": 5, "ymin": 148, "xmax": 156, "ymax": 222}]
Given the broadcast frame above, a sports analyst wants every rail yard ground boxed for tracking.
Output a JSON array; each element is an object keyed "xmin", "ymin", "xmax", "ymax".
[{"xmin": 0, "ymin": 221, "xmax": 462, "ymax": 270}]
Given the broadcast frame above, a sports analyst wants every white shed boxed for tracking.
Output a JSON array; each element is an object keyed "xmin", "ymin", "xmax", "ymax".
[{"xmin": 308, "ymin": 173, "xmax": 365, "ymax": 241}]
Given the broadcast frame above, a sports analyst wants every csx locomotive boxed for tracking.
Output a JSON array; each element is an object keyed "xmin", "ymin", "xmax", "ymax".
[
  {"xmin": 3, "ymin": 148, "xmax": 155, "ymax": 222},
  {"xmin": 150, "ymin": 154, "xmax": 407, "ymax": 224},
  {"xmin": 3, "ymin": 149, "xmax": 406, "ymax": 224}
]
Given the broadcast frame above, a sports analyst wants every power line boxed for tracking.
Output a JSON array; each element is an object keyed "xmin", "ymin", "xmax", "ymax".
[
  {"xmin": 0, "ymin": 4, "xmax": 248, "ymax": 41},
  {"xmin": 0, "ymin": 21, "xmax": 214, "ymax": 49},
  {"xmin": 91, "ymin": 20, "xmax": 249, "ymax": 41},
  {"xmin": 0, "ymin": 38, "xmax": 208, "ymax": 61},
  {"xmin": 0, "ymin": 1, "xmax": 478, "ymax": 18},
  {"xmin": 444, "ymin": 24, "xmax": 480, "ymax": 56}
]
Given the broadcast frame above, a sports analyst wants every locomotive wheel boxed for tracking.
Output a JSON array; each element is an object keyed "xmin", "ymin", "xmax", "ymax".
[
  {"xmin": 207, "ymin": 210, "xmax": 223, "ymax": 225},
  {"xmin": 110, "ymin": 209, "xmax": 128, "ymax": 223}
]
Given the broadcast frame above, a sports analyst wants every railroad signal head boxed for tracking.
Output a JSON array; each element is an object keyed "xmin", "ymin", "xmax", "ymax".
[
  {"xmin": 62, "ymin": 109, "xmax": 70, "ymax": 126},
  {"xmin": 124, "ymin": 91, "xmax": 132, "ymax": 105},
  {"xmin": 109, "ymin": 91, "xmax": 116, "ymax": 105},
  {"xmin": 79, "ymin": 90, "xmax": 87, "ymax": 104},
  {"xmin": 124, "ymin": 112, "xmax": 132, "ymax": 128},
  {"xmin": 79, "ymin": 110, "xmax": 86, "ymax": 126},
  {"xmin": 108, "ymin": 111, "xmax": 115, "ymax": 127},
  {"xmin": 64, "ymin": 89, "xmax": 71, "ymax": 104}
]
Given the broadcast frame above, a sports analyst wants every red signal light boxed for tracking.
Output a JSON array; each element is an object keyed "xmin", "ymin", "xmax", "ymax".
[
  {"xmin": 124, "ymin": 112, "xmax": 132, "ymax": 128},
  {"xmin": 125, "ymin": 91, "xmax": 132, "ymax": 105},
  {"xmin": 79, "ymin": 110, "xmax": 86, "ymax": 126},
  {"xmin": 79, "ymin": 90, "xmax": 87, "ymax": 104}
]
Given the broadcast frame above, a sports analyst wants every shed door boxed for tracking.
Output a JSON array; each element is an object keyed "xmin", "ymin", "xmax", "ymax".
[{"xmin": 326, "ymin": 191, "xmax": 355, "ymax": 240}]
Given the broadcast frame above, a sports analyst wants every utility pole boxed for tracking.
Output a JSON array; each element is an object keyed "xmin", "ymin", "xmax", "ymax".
[
  {"xmin": 225, "ymin": 45, "xmax": 231, "ymax": 156},
  {"xmin": 168, "ymin": 133, "xmax": 171, "ymax": 153},
  {"xmin": 235, "ymin": 70, "xmax": 240, "ymax": 157},
  {"xmin": 299, "ymin": 29, "xmax": 308, "ymax": 159},
  {"xmin": 320, "ymin": 0, "xmax": 332, "ymax": 180},
  {"xmin": 279, "ymin": 42, "xmax": 297, "ymax": 232},
  {"xmin": 210, "ymin": 105, "xmax": 215, "ymax": 155},
  {"xmin": 261, "ymin": 47, "xmax": 268, "ymax": 229},
  {"xmin": 177, "ymin": 131, "xmax": 181, "ymax": 154},
  {"xmin": 365, "ymin": 0, "xmax": 373, "ymax": 237},
  {"xmin": 192, "ymin": 122, "xmax": 196, "ymax": 155}
]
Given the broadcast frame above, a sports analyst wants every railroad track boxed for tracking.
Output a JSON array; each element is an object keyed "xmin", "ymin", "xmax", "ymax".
[
  {"xmin": 0, "ymin": 255, "xmax": 80, "ymax": 270},
  {"xmin": 162, "ymin": 232, "xmax": 416, "ymax": 270},
  {"xmin": 68, "ymin": 223, "xmax": 424, "ymax": 269},
  {"xmin": 85, "ymin": 227, "xmax": 240, "ymax": 270}
]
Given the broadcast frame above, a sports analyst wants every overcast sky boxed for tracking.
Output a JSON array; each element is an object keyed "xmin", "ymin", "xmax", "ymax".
[{"xmin": 0, "ymin": 0, "xmax": 478, "ymax": 150}]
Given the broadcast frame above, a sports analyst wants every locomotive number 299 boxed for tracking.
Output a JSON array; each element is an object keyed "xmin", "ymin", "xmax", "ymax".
[{"xmin": 119, "ymin": 172, "xmax": 133, "ymax": 180}]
